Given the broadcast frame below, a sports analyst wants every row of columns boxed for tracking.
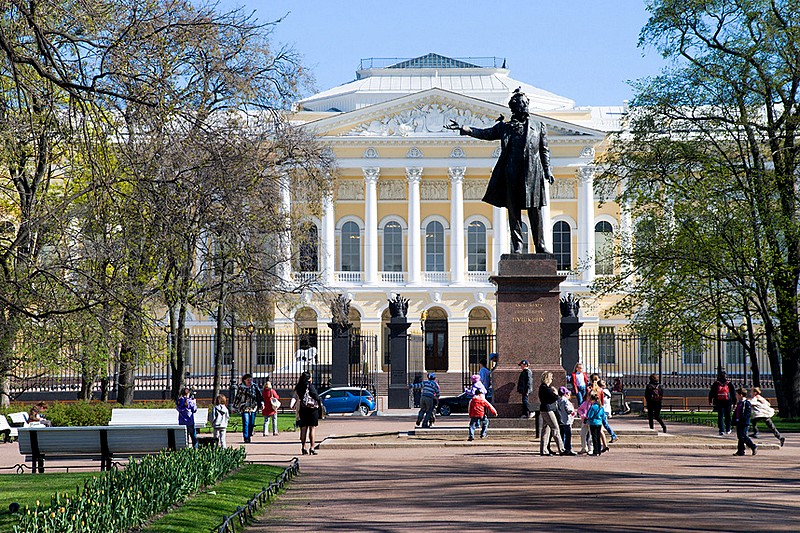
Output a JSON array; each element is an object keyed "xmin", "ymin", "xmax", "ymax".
[{"xmin": 303, "ymin": 164, "xmax": 602, "ymax": 285}]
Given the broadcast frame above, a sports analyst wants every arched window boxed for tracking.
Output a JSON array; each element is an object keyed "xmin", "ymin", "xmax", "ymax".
[
  {"xmin": 595, "ymin": 221, "xmax": 614, "ymax": 275},
  {"xmin": 520, "ymin": 221, "xmax": 529, "ymax": 254},
  {"xmin": 467, "ymin": 220, "xmax": 486, "ymax": 271},
  {"xmin": 298, "ymin": 223, "xmax": 319, "ymax": 272},
  {"xmin": 382, "ymin": 221, "xmax": 403, "ymax": 272},
  {"xmin": 553, "ymin": 221, "xmax": 571, "ymax": 270},
  {"xmin": 425, "ymin": 221, "xmax": 445, "ymax": 272},
  {"xmin": 341, "ymin": 221, "xmax": 361, "ymax": 272}
]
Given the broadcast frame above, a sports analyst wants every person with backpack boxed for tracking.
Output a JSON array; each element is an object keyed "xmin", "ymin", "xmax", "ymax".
[
  {"xmin": 732, "ymin": 387, "xmax": 757, "ymax": 456},
  {"xmin": 709, "ymin": 371, "xmax": 734, "ymax": 435},
  {"xmin": 644, "ymin": 373, "xmax": 667, "ymax": 433}
]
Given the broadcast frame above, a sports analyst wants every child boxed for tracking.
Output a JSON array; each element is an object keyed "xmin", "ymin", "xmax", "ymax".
[
  {"xmin": 577, "ymin": 395, "xmax": 594, "ymax": 454},
  {"xmin": 176, "ymin": 387, "xmax": 198, "ymax": 447},
  {"xmin": 599, "ymin": 379, "xmax": 619, "ymax": 443},
  {"xmin": 749, "ymin": 387, "xmax": 784, "ymax": 446},
  {"xmin": 732, "ymin": 387, "xmax": 757, "ymax": 456},
  {"xmin": 465, "ymin": 374, "xmax": 488, "ymax": 397},
  {"xmin": 556, "ymin": 386, "xmax": 577, "ymax": 455},
  {"xmin": 467, "ymin": 390, "xmax": 497, "ymax": 441},
  {"xmin": 262, "ymin": 381, "xmax": 280, "ymax": 436},
  {"xmin": 586, "ymin": 393, "xmax": 607, "ymax": 456},
  {"xmin": 210, "ymin": 394, "xmax": 230, "ymax": 448},
  {"xmin": 570, "ymin": 362, "xmax": 588, "ymax": 405}
]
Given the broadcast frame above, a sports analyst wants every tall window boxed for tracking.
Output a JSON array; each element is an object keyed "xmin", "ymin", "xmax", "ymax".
[
  {"xmin": 520, "ymin": 221, "xmax": 529, "ymax": 254},
  {"xmin": 382, "ymin": 221, "xmax": 403, "ymax": 272},
  {"xmin": 682, "ymin": 339, "xmax": 704, "ymax": 365},
  {"xmin": 598, "ymin": 326, "xmax": 616, "ymax": 364},
  {"xmin": 425, "ymin": 221, "xmax": 445, "ymax": 271},
  {"xmin": 467, "ymin": 221, "xmax": 487, "ymax": 271},
  {"xmin": 298, "ymin": 223, "xmax": 319, "ymax": 272},
  {"xmin": 553, "ymin": 221, "xmax": 571, "ymax": 270},
  {"xmin": 341, "ymin": 221, "xmax": 361, "ymax": 271},
  {"xmin": 595, "ymin": 221, "xmax": 614, "ymax": 275}
]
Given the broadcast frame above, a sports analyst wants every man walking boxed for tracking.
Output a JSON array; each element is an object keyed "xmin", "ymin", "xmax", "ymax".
[{"xmin": 517, "ymin": 360, "xmax": 534, "ymax": 418}]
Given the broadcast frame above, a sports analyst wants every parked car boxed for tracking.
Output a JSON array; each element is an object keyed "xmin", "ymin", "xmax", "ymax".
[
  {"xmin": 319, "ymin": 387, "xmax": 376, "ymax": 415},
  {"xmin": 436, "ymin": 392, "xmax": 472, "ymax": 416}
]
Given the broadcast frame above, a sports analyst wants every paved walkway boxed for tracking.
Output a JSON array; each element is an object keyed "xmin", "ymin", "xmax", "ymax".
[{"xmin": 0, "ymin": 413, "xmax": 796, "ymax": 532}]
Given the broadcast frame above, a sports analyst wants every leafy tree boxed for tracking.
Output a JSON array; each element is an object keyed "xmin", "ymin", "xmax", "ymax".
[{"xmin": 597, "ymin": 0, "xmax": 800, "ymax": 415}]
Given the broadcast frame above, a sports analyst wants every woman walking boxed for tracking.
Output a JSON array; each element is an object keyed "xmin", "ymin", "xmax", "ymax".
[
  {"xmin": 262, "ymin": 381, "xmax": 281, "ymax": 436},
  {"xmin": 292, "ymin": 371, "xmax": 321, "ymax": 455},
  {"xmin": 644, "ymin": 374, "xmax": 667, "ymax": 433},
  {"xmin": 749, "ymin": 387, "xmax": 784, "ymax": 447},
  {"xmin": 233, "ymin": 373, "xmax": 263, "ymax": 443}
]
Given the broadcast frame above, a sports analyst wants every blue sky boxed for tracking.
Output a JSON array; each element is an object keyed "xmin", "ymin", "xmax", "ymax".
[{"xmin": 224, "ymin": 1, "xmax": 665, "ymax": 106}]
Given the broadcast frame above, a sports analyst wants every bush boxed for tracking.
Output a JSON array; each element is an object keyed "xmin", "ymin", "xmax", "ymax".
[
  {"xmin": 42, "ymin": 402, "xmax": 113, "ymax": 427},
  {"xmin": 13, "ymin": 445, "xmax": 246, "ymax": 533}
]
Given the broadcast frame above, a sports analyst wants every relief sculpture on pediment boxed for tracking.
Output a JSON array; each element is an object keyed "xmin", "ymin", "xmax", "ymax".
[
  {"xmin": 379, "ymin": 180, "xmax": 407, "ymax": 201},
  {"xmin": 338, "ymin": 180, "xmax": 364, "ymax": 200},
  {"xmin": 464, "ymin": 180, "xmax": 486, "ymax": 200},
  {"xmin": 551, "ymin": 178, "xmax": 577, "ymax": 199},
  {"xmin": 346, "ymin": 103, "xmax": 496, "ymax": 136}
]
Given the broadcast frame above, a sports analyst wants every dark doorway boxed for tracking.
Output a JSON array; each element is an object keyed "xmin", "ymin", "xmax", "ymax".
[{"xmin": 425, "ymin": 319, "xmax": 448, "ymax": 372}]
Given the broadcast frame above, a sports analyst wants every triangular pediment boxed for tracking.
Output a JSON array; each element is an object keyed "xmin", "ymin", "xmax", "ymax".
[{"xmin": 302, "ymin": 88, "xmax": 604, "ymax": 140}]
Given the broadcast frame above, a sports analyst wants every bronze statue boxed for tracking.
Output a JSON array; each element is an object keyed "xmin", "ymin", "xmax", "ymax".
[
  {"xmin": 447, "ymin": 89, "xmax": 554, "ymax": 254},
  {"xmin": 330, "ymin": 294, "xmax": 352, "ymax": 329},
  {"xmin": 560, "ymin": 293, "xmax": 581, "ymax": 318},
  {"xmin": 388, "ymin": 294, "xmax": 409, "ymax": 318}
]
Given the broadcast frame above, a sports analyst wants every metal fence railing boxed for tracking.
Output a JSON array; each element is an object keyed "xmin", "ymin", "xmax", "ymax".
[{"xmin": 8, "ymin": 333, "xmax": 380, "ymax": 399}]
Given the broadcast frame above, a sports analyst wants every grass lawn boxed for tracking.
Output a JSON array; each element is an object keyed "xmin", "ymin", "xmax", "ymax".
[
  {"xmin": 199, "ymin": 412, "xmax": 297, "ymax": 434},
  {"xmin": 658, "ymin": 411, "xmax": 800, "ymax": 432},
  {"xmin": 0, "ymin": 472, "xmax": 100, "ymax": 532},
  {"xmin": 142, "ymin": 463, "xmax": 285, "ymax": 533}
]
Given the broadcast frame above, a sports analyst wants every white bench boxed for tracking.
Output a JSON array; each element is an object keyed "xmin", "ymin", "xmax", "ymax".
[
  {"xmin": 0, "ymin": 415, "xmax": 17, "ymax": 442},
  {"xmin": 18, "ymin": 425, "xmax": 189, "ymax": 472},
  {"xmin": 109, "ymin": 408, "xmax": 208, "ymax": 428},
  {"xmin": 8, "ymin": 412, "xmax": 29, "ymax": 427}
]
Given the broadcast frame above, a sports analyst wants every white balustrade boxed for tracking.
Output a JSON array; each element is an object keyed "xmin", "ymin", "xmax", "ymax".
[
  {"xmin": 379, "ymin": 271, "xmax": 407, "ymax": 284},
  {"xmin": 422, "ymin": 271, "xmax": 451, "ymax": 283}
]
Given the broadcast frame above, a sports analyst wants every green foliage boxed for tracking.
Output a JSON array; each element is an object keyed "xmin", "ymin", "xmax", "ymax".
[
  {"xmin": 38, "ymin": 402, "xmax": 113, "ymax": 427},
  {"xmin": 12, "ymin": 446, "xmax": 246, "ymax": 533}
]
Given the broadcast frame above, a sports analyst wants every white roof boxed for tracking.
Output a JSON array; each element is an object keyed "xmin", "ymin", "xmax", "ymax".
[{"xmin": 299, "ymin": 53, "xmax": 576, "ymax": 113}]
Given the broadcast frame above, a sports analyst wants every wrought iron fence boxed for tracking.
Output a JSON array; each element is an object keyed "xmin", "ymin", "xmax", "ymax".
[
  {"xmin": 462, "ymin": 334, "xmax": 496, "ymax": 389},
  {"xmin": 8, "ymin": 333, "xmax": 379, "ymax": 399}
]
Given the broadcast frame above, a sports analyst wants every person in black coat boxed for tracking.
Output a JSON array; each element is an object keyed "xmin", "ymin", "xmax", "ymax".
[
  {"xmin": 732, "ymin": 387, "xmax": 757, "ymax": 456},
  {"xmin": 709, "ymin": 371, "xmax": 735, "ymax": 435},
  {"xmin": 517, "ymin": 360, "xmax": 534, "ymax": 418},
  {"xmin": 538, "ymin": 371, "xmax": 567, "ymax": 456},
  {"xmin": 293, "ymin": 371, "xmax": 321, "ymax": 455},
  {"xmin": 448, "ymin": 89, "xmax": 554, "ymax": 253},
  {"xmin": 644, "ymin": 373, "xmax": 667, "ymax": 433}
]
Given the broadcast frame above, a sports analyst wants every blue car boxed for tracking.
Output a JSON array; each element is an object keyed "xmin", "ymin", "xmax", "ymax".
[{"xmin": 319, "ymin": 387, "xmax": 376, "ymax": 415}]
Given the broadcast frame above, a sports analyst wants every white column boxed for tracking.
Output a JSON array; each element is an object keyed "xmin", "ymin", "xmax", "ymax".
[
  {"xmin": 542, "ymin": 180, "xmax": 553, "ymax": 253},
  {"xmin": 406, "ymin": 168, "xmax": 422, "ymax": 285},
  {"xmin": 492, "ymin": 207, "xmax": 509, "ymax": 271},
  {"xmin": 363, "ymin": 167, "xmax": 380, "ymax": 284},
  {"xmin": 449, "ymin": 167, "xmax": 466, "ymax": 284},
  {"xmin": 578, "ymin": 166, "xmax": 596, "ymax": 282},
  {"xmin": 321, "ymin": 192, "xmax": 335, "ymax": 285},
  {"xmin": 277, "ymin": 173, "xmax": 292, "ymax": 284}
]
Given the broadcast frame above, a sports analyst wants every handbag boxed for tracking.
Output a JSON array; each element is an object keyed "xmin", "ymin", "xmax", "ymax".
[
  {"xmin": 270, "ymin": 397, "xmax": 281, "ymax": 409},
  {"xmin": 302, "ymin": 388, "xmax": 318, "ymax": 409}
]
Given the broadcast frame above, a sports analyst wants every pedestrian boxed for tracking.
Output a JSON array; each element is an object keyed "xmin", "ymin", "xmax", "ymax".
[
  {"xmin": 209, "ymin": 394, "xmax": 230, "ymax": 448},
  {"xmin": 291, "ymin": 371, "xmax": 321, "ymax": 455},
  {"xmin": 517, "ymin": 360, "xmax": 534, "ymax": 419},
  {"xmin": 749, "ymin": 387, "xmax": 784, "ymax": 447},
  {"xmin": 411, "ymin": 373, "xmax": 423, "ymax": 408},
  {"xmin": 262, "ymin": 381, "xmax": 281, "ymax": 436},
  {"xmin": 599, "ymin": 379, "xmax": 619, "ymax": 443},
  {"xmin": 586, "ymin": 393, "xmax": 607, "ymax": 456},
  {"xmin": 538, "ymin": 371, "xmax": 567, "ymax": 456},
  {"xmin": 732, "ymin": 387, "xmax": 757, "ymax": 456},
  {"xmin": 233, "ymin": 373, "xmax": 263, "ymax": 443},
  {"xmin": 577, "ymin": 394, "xmax": 594, "ymax": 455},
  {"xmin": 479, "ymin": 359, "xmax": 492, "ymax": 399},
  {"xmin": 467, "ymin": 390, "xmax": 497, "ymax": 441},
  {"xmin": 465, "ymin": 374, "xmax": 488, "ymax": 396},
  {"xmin": 556, "ymin": 386, "xmax": 577, "ymax": 455},
  {"xmin": 176, "ymin": 387, "xmax": 198, "ymax": 448},
  {"xmin": 709, "ymin": 371, "xmax": 734, "ymax": 435},
  {"xmin": 569, "ymin": 362, "xmax": 588, "ymax": 405},
  {"xmin": 410, "ymin": 372, "xmax": 440, "ymax": 428},
  {"xmin": 644, "ymin": 373, "xmax": 667, "ymax": 433}
]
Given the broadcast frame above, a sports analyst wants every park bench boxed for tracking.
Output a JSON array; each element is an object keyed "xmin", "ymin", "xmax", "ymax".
[
  {"xmin": 18, "ymin": 425, "xmax": 188, "ymax": 473},
  {"xmin": 0, "ymin": 414, "xmax": 17, "ymax": 443},
  {"xmin": 109, "ymin": 408, "xmax": 208, "ymax": 428}
]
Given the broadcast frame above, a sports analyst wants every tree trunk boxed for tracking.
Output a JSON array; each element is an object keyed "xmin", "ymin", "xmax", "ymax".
[
  {"xmin": 212, "ymin": 301, "xmax": 225, "ymax": 400},
  {"xmin": 116, "ymin": 308, "xmax": 139, "ymax": 405}
]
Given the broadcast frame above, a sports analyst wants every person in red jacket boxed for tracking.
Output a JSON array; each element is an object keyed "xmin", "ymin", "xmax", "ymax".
[
  {"xmin": 262, "ymin": 381, "xmax": 280, "ymax": 436},
  {"xmin": 467, "ymin": 390, "xmax": 498, "ymax": 441}
]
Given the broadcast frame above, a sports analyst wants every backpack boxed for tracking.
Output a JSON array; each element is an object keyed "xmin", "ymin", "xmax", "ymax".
[
  {"xmin": 650, "ymin": 385, "xmax": 663, "ymax": 402},
  {"xmin": 716, "ymin": 383, "xmax": 730, "ymax": 401}
]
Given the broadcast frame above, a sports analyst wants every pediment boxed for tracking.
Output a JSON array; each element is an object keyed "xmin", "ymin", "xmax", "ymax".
[{"xmin": 302, "ymin": 88, "xmax": 603, "ymax": 140}]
